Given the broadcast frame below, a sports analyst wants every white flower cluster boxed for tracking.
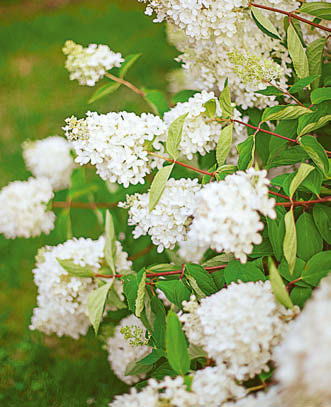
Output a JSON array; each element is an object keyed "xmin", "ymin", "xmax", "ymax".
[
  {"xmin": 0, "ymin": 177, "xmax": 55, "ymax": 239},
  {"xmin": 140, "ymin": 0, "xmax": 297, "ymax": 108},
  {"xmin": 224, "ymin": 386, "xmax": 283, "ymax": 407},
  {"xmin": 30, "ymin": 236, "xmax": 131, "ymax": 339},
  {"xmin": 120, "ymin": 178, "xmax": 201, "ymax": 252},
  {"xmin": 64, "ymin": 111, "xmax": 167, "ymax": 187},
  {"xmin": 22, "ymin": 136, "xmax": 74, "ymax": 191},
  {"xmin": 181, "ymin": 281, "xmax": 297, "ymax": 380},
  {"xmin": 107, "ymin": 314, "xmax": 152, "ymax": 384},
  {"xmin": 275, "ymin": 274, "xmax": 331, "ymax": 407},
  {"xmin": 63, "ymin": 40, "xmax": 123, "ymax": 86},
  {"xmin": 187, "ymin": 168, "xmax": 276, "ymax": 263}
]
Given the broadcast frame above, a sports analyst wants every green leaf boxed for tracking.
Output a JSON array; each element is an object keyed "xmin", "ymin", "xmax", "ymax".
[
  {"xmin": 267, "ymin": 145, "xmax": 309, "ymax": 169},
  {"xmin": 188, "ymin": 343, "xmax": 208, "ymax": 360},
  {"xmin": 289, "ymin": 75, "xmax": 320, "ymax": 94},
  {"xmin": 150, "ymin": 296, "xmax": 166, "ymax": 348},
  {"xmin": 119, "ymin": 53, "xmax": 142, "ymax": 78},
  {"xmin": 311, "ymin": 88, "xmax": 331, "ymax": 105},
  {"xmin": 202, "ymin": 253, "xmax": 234, "ymax": 267},
  {"xmin": 297, "ymin": 113, "xmax": 331, "ymax": 137},
  {"xmin": 289, "ymin": 163, "xmax": 314, "ymax": 198},
  {"xmin": 224, "ymin": 260, "xmax": 266, "ymax": 284},
  {"xmin": 269, "ymin": 258, "xmax": 294, "ymax": 309},
  {"xmin": 299, "ymin": 135, "xmax": 329, "ymax": 176},
  {"xmin": 287, "ymin": 24, "xmax": 309, "ymax": 79},
  {"xmin": 124, "ymin": 359, "xmax": 153, "ymax": 377},
  {"xmin": 135, "ymin": 270, "xmax": 146, "ymax": 318},
  {"xmin": 56, "ymin": 258, "xmax": 94, "ymax": 278},
  {"xmin": 55, "ymin": 207, "xmax": 72, "ymax": 241},
  {"xmin": 297, "ymin": 212, "xmax": 323, "ymax": 261},
  {"xmin": 261, "ymin": 105, "xmax": 311, "ymax": 122},
  {"xmin": 104, "ymin": 210, "xmax": 117, "ymax": 274},
  {"xmin": 185, "ymin": 264, "xmax": 218, "ymax": 295},
  {"xmin": 237, "ymin": 136, "xmax": 255, "ymax": 170},
  {"xmin": 302, "ymin": 251, "xmax": 331, "ymax": 286},
  {"xmin": 166, "ymin": 113, "xmax": 188, "ymax": 160},
  {"xmin": 300, "ymin": 168, "xmax": 323, "ymax": 195},
  {"xmin": 139, "ymin": 349, "xmax": 166, "ymax": 366},
  {"xmin": 267, "ymin": 206, "xmax": 285, "ymax": 262},
  {"xmin": 306, "ymin": 38, "xmax": 326, "ymax": 89},
  {"xmin": 166, "ymin": 310, "xmax": 190, "ymax": 375},
  {"xmin": 144, "ymin": 90, "xmax": 169, "ymax": 116},
  {"xmin": 204, "ymin": 99, "xmax": 216, "ymax": 118},
  {"xmin": 219, "ymin": 82, "xmax": 233, "ymax": 119},
  {"xmin": 251, "ymin": 6, "xmax": 281, "ymax": 39},
  {"xmin": 255, "ymin": 86, "xmax": 283, "ymax": 97},
  {"xmin": 123, "ymin": 274, "xmax": 139, "ymax": 313},
  {"xmin": 279, "ymin": 257, "xmax": 309, "ymax": 287},
  {"xmin": 88, "ymin": 82, "xmax": 120, "ymax": 103},
  {"xmin": 172, "ymin": 90, "xmax": 198, "ymax": 104},
  {"xmin": 298, "ymin": 2, "xmax": 331, "ymax": 20},
  {"xmin": 185, "ymin": 274, "xmax": 206, "ymax": 299},
  {"xmin": 290, "ymin": 286, "xmax": 313, "ymax": 308},
  {"xmin": 313, "ymin": 204, "xmax": 331, "ymax": 244},
  {"xmin": 284, "ymin": 208, "xmax": 297, "ymax": 275},
  {"xmin": 149, "ymin": 164, "xmax": 174, "ymax": 212},
  {"xmin": 216, "ymin": 124, "xmax": 233, "ymax": 166},
  {"xmin": 156, "ymin": 280, "xmax": 191, "ymax": 309},
  {"xmin": 88, "ymin": 281, "xmax": 113, "ymax": 334}
]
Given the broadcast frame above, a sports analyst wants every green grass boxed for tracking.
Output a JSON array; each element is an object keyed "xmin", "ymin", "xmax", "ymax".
[{"xmin": 0, "ymin": 1, "xmax": 177, "ymax": 405}]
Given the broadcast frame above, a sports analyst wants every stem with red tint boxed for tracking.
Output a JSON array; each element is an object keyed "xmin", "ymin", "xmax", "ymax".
[
  {"xmin": 53, "ymin": 201, "xmax": 117, "ymax": 209},
  {"xmin": 276, "ymin": 197, "xmax": 331, "ymax": 208}
]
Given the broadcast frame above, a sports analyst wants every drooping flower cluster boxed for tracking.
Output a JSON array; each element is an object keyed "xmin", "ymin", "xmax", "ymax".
[
  {"xmin": 64, "ymin": 111, "xmax": 167, "ymax": 187},
  {"xmin": 180, "ymin": 281, "xmax": 297, "ymax": 380},
  {"xmin": 0, "ymin": 177, "xmax": 55, "ymax": 239},
  {"xmin": 22, "ymin": 136, "xmax": 74, "ymax": 191},
  {"xmin": 187, "ymin": 168, "xmax": 276, "ymax": 263},
  {"xmin": 275, "ymin": 274, "xmax": 331, "ymax": 407},
  {"xmin": 63, "ymin": 40, "xmax": 123, "ymax": 86},
  {"xmin": 30, "ymin": 237, "xmax": 131, "ymax": 339},
  {"xmin": 107, "ymin": 314, "xmax": 152, "ymax": 384},
  {"xmin": 120, "ymin": 178, "xmax": 201, "ymax": 252}
]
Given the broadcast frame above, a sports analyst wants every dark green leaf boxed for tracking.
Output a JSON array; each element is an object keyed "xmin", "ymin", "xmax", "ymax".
[
  {"xmin": 185, "ymin": 264, "xmax": 218, "ymax": 295},
  {"xmin": 302, "ymin": 251, "xmax": 331, "ymax": 286},
  {"xmin": 296, "ymin": 212, "xmax": 323, "ymax": 261},
  {"xmin": 156, "ymin": 280, "xmax": 191, "ymax": 309},
  {"xmin": 255, "ymin": 86, "xmax": 283, "ymax": 97},
  {"xmin": 123, "ymin": 274, "xmax": 139, "ymax": 313},
  {"xmin": 313, "ymin": 204, "xmax": 331, "ymax": 244},
  {"xmin": 290, "ymin": 286, "xmax": 313, "ymax": 308},
  {"xmin": 224, "ymin": 260, "xmax": 266, "ymax": 284},
  {"xmin": 311, "ymin": 87, "xmax": 331, "ymax": 105},
  {"xmin": 237, "ymin": 136, "xmax": 255, "ymax": 170},
  {"xmin": 289, "ymin": 75, "xmax": 320, "ymax": 94},
  {"xmin": 299, "ymin": 135, "xmax": 329, "ymax": 176},
  {"xmin": 267, "ymin": 206, "xmax": 285, "ymax": 262},
  {"xmin": 144, "ymin": 90, "xmax": 169, "ymax": 116},
  {"xmin": 172, "ymin": 90, "xmax": 198, "ymax": 104}
]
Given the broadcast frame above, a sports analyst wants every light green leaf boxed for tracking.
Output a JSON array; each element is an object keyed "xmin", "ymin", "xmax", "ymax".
[
  {"xmin": 119, "ymin": 53, "xmax": 142, "ymax": 78},
  {"xmin": 289, "ymin": 163, "xmax": 314, "ymax": 198},
  {"xmin": 166, "ymin": 310, "xmax": 190, "ymax": 375},
  {"xmin": 185, "ymin": 273, "xmax": 206, "ymax": 299},
  {"xmin": 202, "ymin": 253, "xmax": 234, "ymax": 267},
  {"xmin": 311, "ymin": 88, "xmax": 331, "ymax": 105},
  {"xmin": 287, "ymin": 24, "xmax": 309, "ymax": 79},
  {"xmin": 144, "ymin": 90, "xmax": 169, "ymax": 116},
  {"xmin": 216, "ymin": 124, "xmax": 233, "ymax": 166},
  {"xmin": 251, "ymin": 6, "xmax": 281, "ymax": 39},
  {"xmin": 219, "ymin": 81, "xmax": 233, "ymax": 119},
  {"xmin": 237, "ymin": 135, "xmax": 255, "ymax": 170},
  {"xmin": 57, "ymin": 258, "xmax": 94, "ymax": 278},
  {"xmin": 289, "ymin": 74, "xmax": 320, "ymax": 94},
  {"xmin": 204, "ymin": 99, "xmax": 216, "ymax": 118},
  {"xmin": 269, "ymin": 258, "xmax": 294, "ymax": 309},
  {"xmin": 88, "ymin": 82, "xmax": 120, "ymax": 104},
  {"xmin": 284, "ymin": 208, "xmax": 297, "ymax": 275},
  {"xmin": 88, "ymin": 281, "xmax": 113, "ymax": 334},
  {"xmin": 299, "ymin": 135, "xmax": 329, "ymax": 177},
  {"xmin": 262, "ymin": 105, "xmax": 311, "ymax": 122},
  {"xmin": 185, "ymin": 264, "xmax": 218, "ymax": 295},
  {"xmin": 297, "ymin": 114, "xmax": 331, "ymax": 136},
  {"xmin": 135, "ymin": 271, "xmax": 146, "ymax": 318},
  {"xmin": 166, "ymin": 113, "xmax": 188, "ymax": 160},
  {"xmin": 104, "ymin": 210, "xmax": 117, "ymax": 274},
  {"xmin": 298, "ymin": 2, "xmax": 331, "ymax": 20},
  {"xmin": 306, "ymin": 38, "xmax": 326, "ymax": 89},
  {"xmin": 149, "ymin": 164, "xmax": 174, "ymax": 212}
]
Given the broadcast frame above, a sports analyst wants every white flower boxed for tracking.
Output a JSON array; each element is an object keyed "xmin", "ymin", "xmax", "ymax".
[
  {"xmin": 63, "ymin": 40, "xmax": 123, "ymax": 86},
  {"xmin": 0, "ymin": 177, "xmax": 55, "ymax": 239},
  {"xmin": 177, "ymin": 239, "xmax": 206, "ymax": 264},
  {"xmin": 180, "ymin": 281, "xmax": 297, "ymax": 380},
  {"xmin": 120, "ymin": 178, "xmax": 201, "ymax": 252},
  {"xmin": 224, "ymin": 386, "xmax": 283, "ymax": 407},
  {"xmin": 64, "ymin": 111, "xmax": 167, "ymax": 187},
  {"xmin": 109, "ymin": 384, "xmax": 159, "ymax": 407},
  {"xmin": 275, "ymin": 274, "xmax": 331, "ymax": 407},
  {"xmin": 107, "ymin": 314, "xmax": 152, "ymax": 384},
  {"xmin": 30, "ymin": 237, "xmax": 131, "ymax": 339},
  {"xmin": 22, "ymin": 136, "xmax": 74, "ymax": 191},
  {"xmin": 187, "ymin": 168, "xmax": 276, "ymax": 263}
]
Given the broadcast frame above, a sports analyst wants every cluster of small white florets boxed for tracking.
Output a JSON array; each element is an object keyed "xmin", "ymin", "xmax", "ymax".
[
  {"xmin": 120, "ymin": 178, "xmax": 201, "ymax": 252},
  {"xmin": 30, "ymin": 236, "xmax": 131, "ymax": 339},
  {"xmin": 63, "ymin": 111, "xmax": 167, "ymax": 187},
  {"xmin": 180, "ymin": 281, "xmax": 297, "ymax": 381},
  {"xmin": 224, "ymin": 386, "xmax": 283, "ymax": 407},
  {"xmin": 63, "ymin": 40, "xmax": 123, "ymax": 86},
  {"xmin": 0, "ymin": 177, "xmax": 55, "ymax": 239},
  {"xmin": 187, "ymin": 168, "xmax": 276, "ymax": 263},
  {"xmin": 275, "ymin": 274, "xmax": 331, "ymax": 407},
  {"xmin": 107, "ymin": 314, "xmax": 152, "ymax": 384},
  {"xmin": 22, "ymin": 136, "xmax": 74, "ymax": 191}
]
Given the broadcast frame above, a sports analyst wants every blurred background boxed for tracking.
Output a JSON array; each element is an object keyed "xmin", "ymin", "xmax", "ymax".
[{"xmin": 0, "ymin": 1, "xmax": 177, "ymax": 405}]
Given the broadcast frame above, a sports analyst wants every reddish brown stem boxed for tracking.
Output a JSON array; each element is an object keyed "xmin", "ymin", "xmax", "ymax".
[
  {"xmin": 250, "ymin": 3, "xmax": 331, "ymax": 32},
  {"xmin": 105, "ymin": 72, "xmax": 146, "ymax": 97},
  {"xmin": 179, "ymin": 263, "xmax": 185, "ymax": 280},
  {"xmin": 286, "ymin": 277, "xmax": 303, "ymax": 292},
  {"xmin": 52, "ymin": 201, "xmax": 117, "ymax": 209},
  {"xmin": 275, "ymin": 197, "xmax": 331, "ymax": 207},
  {"xmin": 268, "ymin": 190, "xmax": 291, "ymax": 201}
]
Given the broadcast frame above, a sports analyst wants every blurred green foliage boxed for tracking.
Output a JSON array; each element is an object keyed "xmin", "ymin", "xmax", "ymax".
[{"xmin": 0, "ymin": 1, "xmax": 177, "ymax": 405}]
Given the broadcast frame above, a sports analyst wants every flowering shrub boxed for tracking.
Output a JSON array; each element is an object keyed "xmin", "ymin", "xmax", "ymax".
[{"xmin": 1, "ymin": 1, "xmax": 331, "ymax": 406}]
